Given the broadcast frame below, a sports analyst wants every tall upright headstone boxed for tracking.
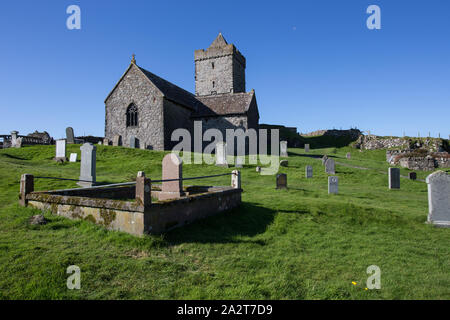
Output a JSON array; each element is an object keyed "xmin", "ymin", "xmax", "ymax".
[
  {"xmin": 425, "ymin": 171, "xmax": 450, "ymax": 227},
  {"xmin": 159, "ymin": 153, "xmax": 185, "ymax": 200},
  {"xmin": 325, "ymin": 158, "xmax": 335, "ymax": 174},
  {"xmin": 54, "ymin": 139, "xmax": 67, "ymax": 161},
  {"xmin": 389, "ymin": 168, "xmax": 400, "ymax": 189},
  {"xmin": 280, "ymin": 141, "xmax": 288, "ymax": 157},
  {"xmin": 231, "ymin": 170, "xmax": 241, "ymax": 189},
  {"xmin": 276, "ymin": 174, "xmax": 287, "ymax": 189},
  {"xmin": 304, "ymin": 144, "xmax": 310, "ymax": 153},
  {"xmin": 129, "ymin": 136, "xmax": 136, "ymax": 148},
  {"xmin": 306, "ymin": 165, "xmax": 313, "ymax": 178},
  {"xmin": 103, "ymin": 138, "xmax": 110, "ymax": 146},
  {"xmin": 113, "ymin": 135, "xmax": 121, "ymax": 146},
  {"xmin": 328, "ymin": 176, "xmax": 338, "ymax": 194},
  {"xmin": 78, "ymin": 143, "xmax": 96, "ymax": 188},
  {"xmin": 322, "ymin": 155, "xmax": 328, "ymax": 165},
  {"xmin": 10, "ymin": 131, "xmax": 18, "ymax": 147},
  {"xmin": 66, "ymin": 127, "xmax": 75, "ymax": 144},
  {"xmin": 215, "ymin": 141, "xmax": 228, "ymax": 167}
]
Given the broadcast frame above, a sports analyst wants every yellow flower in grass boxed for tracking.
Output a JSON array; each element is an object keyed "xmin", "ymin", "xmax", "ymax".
[{"xmin": 352, "ymin": 281, "xmax": 357, "ymax": 285}]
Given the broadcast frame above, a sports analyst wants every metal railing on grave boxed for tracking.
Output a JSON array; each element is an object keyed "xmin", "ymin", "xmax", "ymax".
[{"xmin": 32, "ymin": 172, "xmax": 237, "ymax": 192}]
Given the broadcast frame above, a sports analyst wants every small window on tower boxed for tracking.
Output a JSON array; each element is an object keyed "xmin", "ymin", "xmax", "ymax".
[
  {"xmin": 212, "ymin": 81, "xmax": 215, "ymax": 88},
  {"xmin": 212, "ymin": 62, "xmax": 215, "ymax": 69}
]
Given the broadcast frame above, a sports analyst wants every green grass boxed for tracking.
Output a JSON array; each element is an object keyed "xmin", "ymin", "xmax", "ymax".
[{"xmin": 0, "ymin": 144, "xmax": 449, "ymax": 299}]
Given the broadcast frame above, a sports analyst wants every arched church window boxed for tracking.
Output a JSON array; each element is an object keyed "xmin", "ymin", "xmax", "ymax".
[{"xmin": 126, "ymin": 104, "xmax": 138, "ymax": 127}]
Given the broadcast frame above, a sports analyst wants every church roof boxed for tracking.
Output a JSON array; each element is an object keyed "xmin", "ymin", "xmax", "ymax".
[
  {"xmin": 138, "ymin": 66, "xmax": 199, "ymax": 111},
  {"xmin": 194, "ymin": 91, "xmax": 255, "ymax": 117}
]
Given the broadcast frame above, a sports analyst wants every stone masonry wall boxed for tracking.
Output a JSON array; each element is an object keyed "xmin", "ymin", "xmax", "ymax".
[{"xmin": 105, "ymin": 64, "xmax": 165, "ymax": 150}]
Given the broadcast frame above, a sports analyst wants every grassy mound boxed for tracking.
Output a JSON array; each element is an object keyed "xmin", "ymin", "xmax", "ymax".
[{"xmin": 0, "ymin": 144, "xmax": 448, "ymax": 299}]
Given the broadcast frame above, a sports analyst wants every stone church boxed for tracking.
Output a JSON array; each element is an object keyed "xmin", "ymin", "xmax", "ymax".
[{"xmin": 104, "ymin": 33, "xmax": 260, "ymax": 150}]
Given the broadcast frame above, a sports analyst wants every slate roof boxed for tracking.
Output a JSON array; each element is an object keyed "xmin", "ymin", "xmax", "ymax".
[
  {"xmin": 194, "ymin": 91, "xmax": 255, "ymax": 117},
  {"xmin": 138, "ymin": 66, "xmax": 199, "ymax": 111}
]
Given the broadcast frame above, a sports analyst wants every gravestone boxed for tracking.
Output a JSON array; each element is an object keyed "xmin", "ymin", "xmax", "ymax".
[
  {"xmin": 231, "ymin": 170, "xmax": 241, "ymax": 189},
  {"xmin": 54, "ymin": 139, "xmax": 67, "ymax": 161},
  {"xmin": 304, "ymin": 144, "xmax": 310, "ymax": 153},
  {"xmin": 322, "ymin": 155, "xmax": 328, "ymax": 165},
  {"xmin": 306, "ymin": 165, "xmax": 313, "ymax": 178},
  {"xmin": 389, "ymin": 168, "xmax": 400, "ymax": 189},
  {"xmin": 69, "ymin": 153, "xmax": 78, "ymax": 162},
  {"xmin": 113, "ymin": 135, "xmax": 121, "ymax": 146},
  {"xmin": 98, "ymin": 141, "xmax": 102, "ymax": 145},
  {"xmin": 276, "ymin": 173, "xmax": 287, "ymax": 189},
  {"xmin": 328, "ymin": 176, "xmax": 338, "ymax": 194},
  {"xmin": 280, "ymin": 160, "xmax": 288, "ymax": 167},
  {"xmin": 159, "ymin": 153, "xmax": 185, "ymax": 200},
  {"xmin": 78, "ymin": 143, "xmax": 96, "ymax": 188},
  {"xmin": 346, "ymin": 152, "xmax": 351, "ymax": 159},
  {"xmin": 409, "ymin": 172, "xmax": 417, "ymax": 180},
  {"xmin": 129, "ymin": 136, "xmax": 136, "ymax": 148},
  {"xmin": 15, "ymin": 137, "xmax": 23, "ymax": 148},
  {"xmin": 280, "ymin": 141, "xmax": 288, "ymax": 157},
  {"xmin": 256, "ymin": 166, "xmax": 261, "ymax": 173},
  {"xmin": 66, "ymin": 127, "xmax": 75, "ymax": 144},
  {"xmin": 325, "ymin": 158, "xmax": 335, "ymax": 174},
  {"xmin": 10, "ymin": 131, "xmax": 18, "ymax": 146},
  {"xmin": 103, "ymin": 138, "xmax": 110, "ymax": 146},
  {"xmin": 215, "ymin": 142, "xmax": 228, "ymax": 167},
  {"xmin": 425, "ymin": 171, "xmax": 450, "ymax": 227},
  {"xmin": 140, "ymin": 142, "xmax": 147, "ymax": 150}
]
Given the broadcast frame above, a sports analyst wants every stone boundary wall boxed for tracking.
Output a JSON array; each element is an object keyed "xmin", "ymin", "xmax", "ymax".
[{"xmin": 387, "ymin": 150, "xmax": 450, "ymax": 171}]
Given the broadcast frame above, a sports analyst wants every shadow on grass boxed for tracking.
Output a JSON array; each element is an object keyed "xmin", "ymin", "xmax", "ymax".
[{"xmin": 163, "ymin": 202, "xmax": 276, "ymax": 245}]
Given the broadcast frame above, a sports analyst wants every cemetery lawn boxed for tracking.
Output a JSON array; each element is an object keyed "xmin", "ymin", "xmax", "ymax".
[{"xmin": 0, "ymin": 145, "xmax": 449, "ymax": 300}]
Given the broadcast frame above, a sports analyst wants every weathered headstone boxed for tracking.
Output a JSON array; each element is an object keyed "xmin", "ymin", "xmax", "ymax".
[
  {"xmin": 78, "ymin": 143, "xmax": 96, "ymax": 188},
  {"xmin": 103, "ymin": 138, "xmax": 110, "ymax": 146},
  {"xmin": 256, "ymin": 166, "xmax": 261, "ymax": 173},
  {"xmin": 215, "ymin": 141, "xmax": 228, "ymax": 167},
  {"xmin": 306, "ymin": 165, "xmax": 313, "ymax": 178},
  {"xmin": 15, "ymin": 137, "xmax": 23, "ymax": 148},
  {"xmin": 98, "ymin": 141, "xmax": 102, "ymax": 145},
  {"xmin": 276, "ymin": 173, "xmax": 287, "ymax": 189},
  {"xmin": 10, "ymin": 131, "xmax": 18, "ymax": 147},
  {"xmin": 280, "ymin": 141, "xmax": 288, "ymax": 157},
  {"xmin": 112, "ymin": 135, "xmax": 121, "ymax": 146},
  {"xmin": 409, "ymin": 172, "xmax": 417, "ymax": 180},
  {"xmin": 159, "ymin": 153, "xmax": 185, "ymax": 200},
  {"xmin": 325, "ymin": 158, "xmax": 335, "ymax": 174},
  {"xmin": 425, "ymin": 171, "xmax": 450, "ymax": 227},
  {"xmin": 328, "ymin": 176, "xmax": 338, "ymax": 194},
  {"xmin": 322, "ymin": 155, "xmax": 328, "ymax": 165},
  {"xmin": 280, "ymin": 160, "xmax": 288, "ymax": 167},
  {"xmin": 304, "ymin": 144, "xmax": 310, "ymax": 153},
  {"xmin": 129, "ymin": 136, "xmax": 136, "ymax": 148},
  {"xmin": 66, "ymin": 127, "xmax": 75, "ymax": 144},
  {"xmin": 69, "ymin": 153, "xmax": 78, "ymax": 162},
  {"xmin": 388, "ymin": 167, "xmax": 400, "ymax": 189},
  {"xmin": 54, "ymin": 139, "xmax": 67, "ymax": 161},
  {"xmin": 231, "ymin": 170, "xmax": 241, "ymax": 189},
  {"xmin": 346, "ymin": 152, "xmax": 351, "ymax": 159},
  {"xmin": 140, "ymin": 142, "xmax": 147, "ymax": 150}
]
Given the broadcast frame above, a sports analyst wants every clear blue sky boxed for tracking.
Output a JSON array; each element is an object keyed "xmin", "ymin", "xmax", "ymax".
[{"xmin": 1, "ymin": 0, "xmax": 449, "ymax": 139}]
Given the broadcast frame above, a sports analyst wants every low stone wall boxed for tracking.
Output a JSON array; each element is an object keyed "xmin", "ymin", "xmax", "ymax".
[
  {"xmin": 387, "ymin": 150, "xmax": 450, "ymax": 171},
  {"xmin": 23, "ymin": 184, "xmax": 242, "ymax": 236}
]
